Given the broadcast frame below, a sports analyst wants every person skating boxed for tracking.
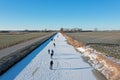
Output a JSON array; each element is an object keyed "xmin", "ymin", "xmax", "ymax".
[
  {"xmin": 51, "ymin": 50, "xmax": 54, "ymax": 59},
  {"xmin": 50, "ymin": 60, "xmax": 53, "ymax": 70},
  {"xmin": 53, "ymin": 43, "xmax": 56, "ymax": 47},
  {"xmin": 48, "ymin": 49, "xmax": 50, "ymax": 54}
]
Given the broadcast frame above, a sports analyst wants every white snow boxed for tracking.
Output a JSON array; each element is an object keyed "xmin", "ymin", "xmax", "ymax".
[
  {"xmin": 77, "ymin": 45, "xmax": 120, "ymax": 80},
  {"xmin": 77, "ymin": 47, "xmax": 85, "ymax": 53},
  {"xmin": 15, "ymin": 33, "xmax": 105, "ymax": 80}
]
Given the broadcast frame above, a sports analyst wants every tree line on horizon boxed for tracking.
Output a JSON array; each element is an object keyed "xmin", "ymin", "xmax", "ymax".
[{"xmin": 60, "ymin": 28, "xmax": 93, "ymax": 32}]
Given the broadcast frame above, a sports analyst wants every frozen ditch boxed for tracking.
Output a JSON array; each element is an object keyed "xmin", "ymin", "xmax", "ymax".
[
  {"xmin": 0, "ymin": 34, "xmax": 55, "ymax": 80},
  {"xmin": 14, "ymin": 33, "xmax": 106, "ymax": 80}
]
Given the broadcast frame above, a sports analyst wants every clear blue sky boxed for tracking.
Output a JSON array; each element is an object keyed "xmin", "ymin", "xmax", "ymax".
[{"xmin": 0, "ymin": 0, "xmax": 120, "ymax": 30}]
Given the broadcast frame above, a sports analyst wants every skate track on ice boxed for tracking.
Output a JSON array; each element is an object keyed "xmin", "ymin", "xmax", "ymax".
[{"xmin": 14, "ymin": 33, "xmax": 106, "ymax": 80}]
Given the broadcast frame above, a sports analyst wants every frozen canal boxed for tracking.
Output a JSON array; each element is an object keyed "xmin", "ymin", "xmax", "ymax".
[{"xmin": 13, "ymin": 33, "xmax": 106, "ymax": 80}]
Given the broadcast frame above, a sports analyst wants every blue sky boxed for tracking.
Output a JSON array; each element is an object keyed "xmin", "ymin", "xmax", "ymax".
[{"xmin": 0, "ymin": 0, "xmax": 120, "ymax": 30}]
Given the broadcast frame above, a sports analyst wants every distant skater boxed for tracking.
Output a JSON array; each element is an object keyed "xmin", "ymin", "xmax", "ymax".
[
  {"xmin": 50, "ymin": 60, "xmax": 53, "ymax": 70},
  {"xmin": 53, "ymin": 43, "xmax": 56, "ymax": 47},
  {"xmin": 48, "ymin": 49, "xmax": 50, "ymax": 54},
  {"xmin": 51, "ymin": 50, "xmax": 54, "ymax": 59}
]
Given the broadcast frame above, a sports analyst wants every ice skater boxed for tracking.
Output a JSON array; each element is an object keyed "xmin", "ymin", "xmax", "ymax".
[
  {"xmin": 48, "ymin": 49, "xmax": 50, "ymax": 54},
  {"xmin": 51, "ymin": 49, "xmax": 54, "ymax": 59},
  {"xmin": 53, "ymin": 43, "xmax": 56, "ymax": 47},
  {"xmin": 50, "ymin": 60, "xmax": 53, "ymax": 70}
]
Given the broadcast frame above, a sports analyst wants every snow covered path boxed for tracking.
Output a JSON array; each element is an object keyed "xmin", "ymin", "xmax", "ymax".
[{"xmin": 15, "ymin": 33, "xmax": 106, "ymax": 80}]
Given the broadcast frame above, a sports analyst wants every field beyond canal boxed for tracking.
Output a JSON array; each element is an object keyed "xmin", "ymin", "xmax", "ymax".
[
  {"xmin": 0, "ymin": 31, "xmax": 52, "ymax": 50},
  {"xmin": 66, "ymin": 31, "xmax": 120, "ymax": 59}
]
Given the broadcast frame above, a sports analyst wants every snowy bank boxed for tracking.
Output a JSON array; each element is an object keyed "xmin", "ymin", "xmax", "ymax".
[
  {"xmin": 77, "ymin": 47, "xmax": 120, "ymax": 80},
  {"xmin": 63, "ymin": 33, "xmax": 120, "ymax": 80}
]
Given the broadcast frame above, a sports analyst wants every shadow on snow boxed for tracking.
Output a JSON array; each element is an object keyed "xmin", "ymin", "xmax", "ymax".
[
  {"xmin": 53, "ymin": 67, "xmax": 92, "ymax": 70},
  {"xmin": 53, "ymin": 57, "xmax": 80, "ymax": 60}
]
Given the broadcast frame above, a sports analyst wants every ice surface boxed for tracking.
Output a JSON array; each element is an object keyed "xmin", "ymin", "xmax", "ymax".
[{"xmin": 15, "ymin": 33, "xmax": 104, "ymax": 80}]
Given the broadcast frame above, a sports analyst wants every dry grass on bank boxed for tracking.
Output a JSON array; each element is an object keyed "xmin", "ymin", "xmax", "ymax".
[{"xmin": 0, "ymin": 32, "xmax": 52, "ymax": 50}]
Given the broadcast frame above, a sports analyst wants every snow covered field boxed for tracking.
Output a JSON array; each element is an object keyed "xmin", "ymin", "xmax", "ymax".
[{"xmin": 15, "ymin": 33, "xmax": 106, "ymax": 80}]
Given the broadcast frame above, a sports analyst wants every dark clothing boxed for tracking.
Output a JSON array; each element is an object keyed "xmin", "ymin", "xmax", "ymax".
[
  {"xmin": 53, "ymin": 43, "xmax": 56, "ymax": 47},
  {"xmin": 48, "ymin": 49, "xmax": 50, "ymax": 54},
  {"xmin": 51, "ymin": 50, "xmax": 54, "ymax": 59},
  {"xmin": 51, "ymin": 50, "xmax": 54, "ymax": 54},
  {"xmin": 51, "ymin": 53, "xmax": 54, "ymax": 59},
  {"xmin": 50, "ymin": 61, "xmax": 53, "ymax": 70}
]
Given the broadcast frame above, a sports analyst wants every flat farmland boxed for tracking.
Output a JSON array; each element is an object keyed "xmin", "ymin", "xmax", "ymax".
[
  {"xmin": 66, "ymin": 31, "xmax": 120, "ymax": 59},
  {"xmin": 0, "ymin": 32, "xmax": 52, "ymax": 50}
]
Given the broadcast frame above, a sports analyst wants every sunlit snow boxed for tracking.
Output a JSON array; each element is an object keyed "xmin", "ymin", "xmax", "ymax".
[{"xmin": 15, "ymin": 33, "xmax": 105, "ymax": 80}]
